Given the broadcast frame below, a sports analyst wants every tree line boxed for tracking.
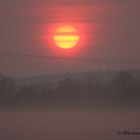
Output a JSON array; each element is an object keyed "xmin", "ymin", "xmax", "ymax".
[{"xmin": 0, "ymin": 71, "xmax": 140, "ymax": 109}]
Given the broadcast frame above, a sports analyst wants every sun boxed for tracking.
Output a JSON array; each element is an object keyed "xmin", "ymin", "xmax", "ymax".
[{"xmin": 53, "ymin": 26, "xmax": 80, "ymax": 49}]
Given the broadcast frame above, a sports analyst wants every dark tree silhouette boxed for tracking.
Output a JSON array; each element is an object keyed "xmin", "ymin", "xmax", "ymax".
[
  {"xmin": 55, "ymin": 77, "xmax": 78, "ymax": 102},
  {"xmin": 0, "ymin": 70, "xmax": 140, "ymax": 109},
  {"xmin": 109, "ymin": 71, "xmax": 140, "ymax": 108},
  {"xmin": 85, "ymin": 74, "xmax": 103, "ymax": 102},
  {"xmin": 111, "ymin": 71, "xmax": 137, "ymax": 93},
  {"xmin": 0, "ymin": 78, "xmax": 16, "ymax": 105}
]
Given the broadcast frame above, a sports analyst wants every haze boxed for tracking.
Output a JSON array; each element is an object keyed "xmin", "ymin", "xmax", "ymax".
[{"xmin": 0, "ymin": 0, "xmax": 140, "ymax": 77}]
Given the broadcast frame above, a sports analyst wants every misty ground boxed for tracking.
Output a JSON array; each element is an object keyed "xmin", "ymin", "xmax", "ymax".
[
  {"xmin": 0, "ymin": 108, "xmax": 140, "ymax": 140},
  {"xmin": 0, "ymin": 70, "xmax": 140, "ymax": 140}
]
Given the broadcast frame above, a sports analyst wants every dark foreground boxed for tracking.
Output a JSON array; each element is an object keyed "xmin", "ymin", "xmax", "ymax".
[{"xmin": 0, "ymin": 109, "xmax": 140, "ymax": 140}]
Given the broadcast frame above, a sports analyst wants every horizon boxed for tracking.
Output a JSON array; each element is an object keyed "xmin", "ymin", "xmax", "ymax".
[{"xmin": 1, "ymin": 68, "xmax": 140, "ymax": 79}]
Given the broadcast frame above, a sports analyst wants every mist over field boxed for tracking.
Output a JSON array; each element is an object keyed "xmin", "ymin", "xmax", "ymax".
[
  {"xmin": 1, "ymin": 70, "xmax": 140, "ymax": 140},
  {"xmin": 0, "ymin": 109, "xmax": 140, "ymax": 140}
]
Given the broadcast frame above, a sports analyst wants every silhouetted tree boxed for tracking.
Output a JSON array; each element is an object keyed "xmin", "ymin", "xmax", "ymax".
[
  {"xmin": 0, "ymin": 77, "xmax": 16, "ymax": 105},
  {"xmin": 0, "ymin": 70, "xmax": 140, "ymax": 109},
  {"xmin": 111, "ymin": 71, "xmax": 137, "ymax": 93},
  {"xmin": 55, "ymin": 77, "xmax": 77, "ymax": 101},
  {"xmin": 85, "ymin": 74, "xmax": 102, "ymax": 99},
  {"xmin": 109, "ymin": 71, "xmax": 140, "ymax": 107}
]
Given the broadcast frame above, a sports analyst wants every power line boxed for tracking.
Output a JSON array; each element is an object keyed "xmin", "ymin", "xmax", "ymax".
[{"xmin": 0, "ymin": 53, "xmax": 140, "ymax": 64}]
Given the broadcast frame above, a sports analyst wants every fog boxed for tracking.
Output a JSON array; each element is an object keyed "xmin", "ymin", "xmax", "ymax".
[{"xmin": 0, "ymin": 109, "xmax": 140, "ymax": 140}]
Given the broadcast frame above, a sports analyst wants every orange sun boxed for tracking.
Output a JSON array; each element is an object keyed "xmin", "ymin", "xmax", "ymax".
[{"xmin": 53, "ymin": 26, "xmax": 80, "ymax": 49}]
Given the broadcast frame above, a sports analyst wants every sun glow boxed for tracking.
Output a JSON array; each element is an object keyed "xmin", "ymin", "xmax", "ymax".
[{"xmin": 53, "ymin": 26, "xmax": 80, "ymax": 49}]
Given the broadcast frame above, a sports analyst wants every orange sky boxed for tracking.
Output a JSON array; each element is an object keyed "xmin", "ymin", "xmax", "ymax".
[{"xmin": 0, "ymin": 0, "xmax": 140, "ymax": 76}]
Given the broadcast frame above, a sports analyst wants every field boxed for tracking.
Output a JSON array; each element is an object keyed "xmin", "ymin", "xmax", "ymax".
[{"xmin": 0, "ymin": 109, "xmax": 140, "ymax": 140}]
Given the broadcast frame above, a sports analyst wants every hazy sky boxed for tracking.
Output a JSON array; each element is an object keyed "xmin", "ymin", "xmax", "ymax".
[{"xmin": 0, "ymin": 0, "xmax": 140, "ymax": 77}]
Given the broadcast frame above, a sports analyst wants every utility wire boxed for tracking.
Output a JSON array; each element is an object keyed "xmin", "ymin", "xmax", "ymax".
[{"xmin": 0, "ymin": 53, "xmax": 140, "ymax": 64}]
